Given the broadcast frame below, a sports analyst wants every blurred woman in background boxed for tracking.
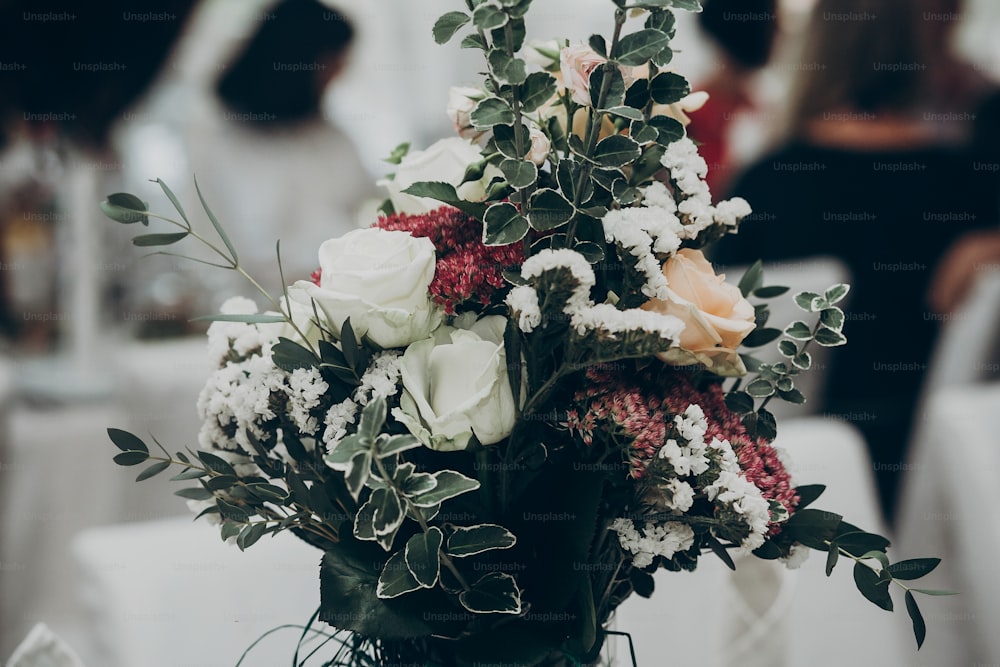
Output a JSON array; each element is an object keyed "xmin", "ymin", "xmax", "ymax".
[
  {"xmin": 186, "ymin": 0, "xmax": 377, "ymax": 297},
  {"xmin": 712, "ymin": 0, "xmax": 998, "ymax": 525}
]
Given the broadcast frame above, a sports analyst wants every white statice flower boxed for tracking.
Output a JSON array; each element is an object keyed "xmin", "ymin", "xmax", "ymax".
[
  {"xmin": 286, "ymin": 368, "xmax": 329, "ymax": 435},
  {"xmin": 674, "ymin": 405, "xmax": 708, "ymax": 443},
  {"xmin": 354, "ymin": 351, "xmax": 403, "ymax": 404},
  {"xmin": 659, "ymin": 136, "xmax": 753, "ymax": 241},
  {"xmin": 704, "ymin": 468, "xmax": 771, "ymax": 552},
  {"xmin": 206, "ymin": 296, "xmax": 272, "ymax": 366},
  {"xmin": 569, "ymin": 303, "xmax": 684, "ymax": 340},
  {"xmin": 322, "ymin": 399, "xmax": 359, "ymax": 449},
  {"xmin": 520, "ymin": 248, "xmax": 595, "ymax": 314},
  {"xmin": 783, "ymin": 543, "xmax": 811, "ymax": 570},
  {"xmin": 612, "ymin": 518, "xmax": 696, "ymax": 568},
  {"xmin": 505, "ymin": 285, "xmax": 542, "ymax": 332},
  {"xmin": 663, "ymin": 479, "xmax": 695, "ymax": 513},
  {"xmin": 642, "ymin": 181, "xmax": 677, "ymax": 213},
  {"xmin": 602, "ymin": 207, "xmax": 681, "ymax": 300}
]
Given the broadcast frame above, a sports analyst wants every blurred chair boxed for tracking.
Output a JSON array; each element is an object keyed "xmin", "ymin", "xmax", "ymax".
[
  {"xmin": 895, "ymin": 270, "xmax": 1000, "ymax": 666},
  {"xmin": 723, "ymin": 256, "xmax": 851, "ymax": 421}
]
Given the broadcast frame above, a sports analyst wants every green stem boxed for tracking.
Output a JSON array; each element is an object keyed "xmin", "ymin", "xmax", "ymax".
[{"xmin": 564, "ymin": 9, "xmax": 627, "ymax": 246}]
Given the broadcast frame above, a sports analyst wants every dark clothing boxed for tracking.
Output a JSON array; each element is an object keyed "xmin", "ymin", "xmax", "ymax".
[{"xmin": 712, "ymin": 141, "xmax": 999, "ymax": 524}]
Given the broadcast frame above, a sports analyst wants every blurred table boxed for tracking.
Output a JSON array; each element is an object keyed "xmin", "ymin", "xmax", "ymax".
[
  {"xmin": 0, "ymin": 337, "xmax": 208, "ymax": 658},
  {"xmin": 897, "ymin": 381, "xmax": 1000, "ymax": 666}
]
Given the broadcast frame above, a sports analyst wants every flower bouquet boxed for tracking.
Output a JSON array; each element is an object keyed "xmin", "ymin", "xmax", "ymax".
[{"xmin": 101, "ymin": 0, "xmax": 947, "ymax": 664}]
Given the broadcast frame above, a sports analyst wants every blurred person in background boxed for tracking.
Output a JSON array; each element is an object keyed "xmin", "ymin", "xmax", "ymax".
[
  {"xmin": 185, "ymin": 0, "xmax": 377, "ymax": 298},
  {"xmin": 685, "ymin": 0, "xmax": 780, "ymax": 197},
  {"xmin": 712, "ymin": 0, "xmax": 998, "ymax": 526}
]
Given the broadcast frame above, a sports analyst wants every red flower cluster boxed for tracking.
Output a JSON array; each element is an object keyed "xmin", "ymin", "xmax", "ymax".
[
  {"xmin": 567, "ymin": 364, "xmax": 799, "ymax": 520},
  {"xmin": 376, "ymin": 207, "xmax": 523, "ymax": 314}
]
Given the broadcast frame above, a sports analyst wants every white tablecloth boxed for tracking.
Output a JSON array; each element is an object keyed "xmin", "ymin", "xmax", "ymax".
[
  {"xmin": 0, "ymin": 338, "xmax": 209, "ymax": 658},
  {"xmin": 897, "ymin": 382, "xmax": 1000, "ymax": 666}
]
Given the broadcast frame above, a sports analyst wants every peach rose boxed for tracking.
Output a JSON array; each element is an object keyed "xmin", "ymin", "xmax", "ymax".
[{"xmin": 641, "ymin": 248, "xmax": 755, "ymax": 376}]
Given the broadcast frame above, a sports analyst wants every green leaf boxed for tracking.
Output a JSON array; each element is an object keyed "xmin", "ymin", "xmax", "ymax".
[
  {"xmin": 791, "ymin": 351, "xmax": 812, "ymax": 370},
  {"xmin": 237, "ymin": 522, "xmax": 267, "ymax": 551},
  {"xmin": 154, "ymin": 178, "xmax": 189, "ymax": 224},
  {"xmin": 472, "ymin": 3, "xmax": 508, "ymax": 31},
  {"xmin": 574, "ymin": 241, "xmax": 605, "ymax": 263},
  {"xmin": 794, "ymin": 291, "xmax": 823, "ymax": 311},
  {"xmin": 814, "ymin": 327, "xmax": 847, "ymax": 347},
  {"xmin": 777, "ymin": 340, "xmax": 798, "ymax": 357},
  {"xmin": 170, "ymin": 468, "xmax": 206, "ymax": 481},
  {"xmin": 614, "ymin": 29, "xmax": 670, "ymax": 67},
  {"xmin": 738, "ymin": 260, "xmax": 764, "ymax": 297},
  {"xmin": 837, "ymin": 531, "xmax": 892, "ymax": 557},
  {"xmin": 911, "ymin": 588, "xmax": 958, "ymax": 596},
  {"xmin": 625, "ymin": 79, "xmax": 651, "ymax": 110},
  {"xmin": 500, "ymin": 158, "xmax": 538, "ymax": 189},
  {"xmin": 784, "ymin": 320, "xmax": 812, "ymax": 340},
  {"xmin": 483, "ymin": 202, "xmax": 529, "ymax": 245},
  {"xmin": 588, "ymin": 33, "xmax": 608, "ymax": 57},
  {"xmin": 604, "ymin": 105, "xmax": 644, "ymax": 121},
  {"xmin": 113, "ymin": 450, "xmax": 149, "ymax": 466},
  {"xmin": 742, "ymin": 327, "xmax": 781, "ymax": 348},
  {"xmin": 107, "ymin": 428, "xmax": 148, "ymax": 454},
  {"xmin": 375, "ymin": 434, "xmax": 422, "ymax": 460},
  {"xmin": 795, "ymin": 484, "xmax": 825, "ymax": 509},
  {"xmin": 904, "ymin": 591, "xmax": 926, "ymax": 649},
  {"xmin": 189, "ymin": 313, "xmax": 287, "ymax": 324},
  {"xmin": 777, "ymin": 388, "xmax": 806, "ymax": 404},
  {"xmin": 100, "ymin": 193, "xmax": 148, "ymax": 225},
  {"xmin": 471, "ymin": 97, "xmax": 516, "ymax": 130},
  {"xmin": 588, "ymin": 65, "xmax": 626, "ymax": 108},
  {"xmin": 246, "ymin": 483, "xmax": 290, "ymax": 502},
  {"xmin": 785, "ymin": 508, "xmax": 842, "ymax": 550},
  {"xmin": 217, "ymin": 498, "xmax": 250, "ymax": 523},
  {"xmin": 646, "ymin": 7, "xmax": 677, "ymax": 34},
  {"xmin": 820, "ymin": 307, "xmax": 845, "ymax": 331},
  {"xmin": 345, "ymin": 451, "xmax": 373, "ymax": 502},
  {"xmin": 135, "ymin": 460, "xmax": 171, "ymax": 482},
  {"xmin": 853, "ymin": 562, "xmax": 893, "ymax": 611},
  {"xmin": 592, "ymin": 134, "xmax": 641, "ymax": 168},
  {"xmin": 371, "ymin": 487, "xmax": 404, "ymax": 540},
  {"xmin": 493, "ymin": 123, "xmax": 530, "ymax": 159},
  {"xmin": 410, "ymin": 470, "xmax": 480, "ymax": 507},
  {"xmin": 353, "ymin": 497, "xmax": 377, "ymax": 541},
  {"xmin": 887, "ymin": 558, "xmax": 940, "ymax": 581},
  {"xmin": 131, "ymin": 232, "xmax": 189, "ymax": 247},
  {"xmin": 401, "ymin": 181, "xmax": 488, "ymax": 219},
  {"xmin": 527, "ymin": 189, "xmax": 575, "ymax": 230},
  {"xmin": 725, "ymin": 390, "xmax": 754, "ymax": 415},
  {"xmin": 489, "ymin": 50, "xmax": 527, "ymax": 85},
  {"xmin": 459, "ymin": 572, "xmax": 522, "ymax": 614},
  {"xmin": 271, "ymin": 337, "xmax": 318, "ymax": 372},
  {"xmin": 746, "ymin": 379, "xmax": 774, "ymax": 398},
  {"xmin": 648, "ymin": 71, "xmax": 690, "ymax": 104},
  {"xmin": 174, "ymin": 486, "xmax": 213, "ymax": 501},
  {"xmin": 320, "ymin": 545, "xmax": 434, "ymax": 638},
  {"xmin": 194, "ymin": 176, "xmax": 237, "ymax": 264},
  {"xmin": 647, "ymin": 114, "xmax": 685, "ymax": 145},
  {"xmin": 519, "ymin": 72, "xmax": 558, "ymax": 113},
  {"xmin": 461, "ymin": 32, "xmax": 488, "ymax": 50},
  {"xmin": 377, "ymin": 550, "xmax": 423, "ymax": 599},
  {"xmin": 433, "ymin": 11, "xmax": 470, "ymax": 44},
  {"xmin": 825, "ymin": 545, "xmax": 839, "ymax": 576},
  {"xmin": 753, "ymin": 285, "xmax": 790, "ymax": 299},
  {"xmin": 405, "ymin": 527, "xmax": 443, "ymax": 588},
  {"xmin": 384, "ymin": 141, "xmax": 411, "ymax": 165},
  {"xmin": 205, "ymin": 474, "xmax": 238, "ymax": 491},
  {"xmin": 447, "ymin": 524, "xmax": 517, "ymax": 557},
  {"xmin": 825, "ymin": 283, "xmax": 851, "ymax": 305}
]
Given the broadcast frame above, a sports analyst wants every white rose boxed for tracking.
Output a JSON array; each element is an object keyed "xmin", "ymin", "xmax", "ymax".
[
  {"xmin": 393, "ymin": 315, "xmax": 516, "ymax": 451},
  {"xmin": 380, "ymin": 137, "xmax": 496, "ymax": 215},
  {"xmin": 292, "ymin": 228, "xmax": 442, "ymax": 349},
  {"xmin": 527, "ymin": 126, "xmax": 551, "ymax": 166},
  {"xmin": 446, "ymin": 86, "xmax": 487, "ymax": 141}
]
